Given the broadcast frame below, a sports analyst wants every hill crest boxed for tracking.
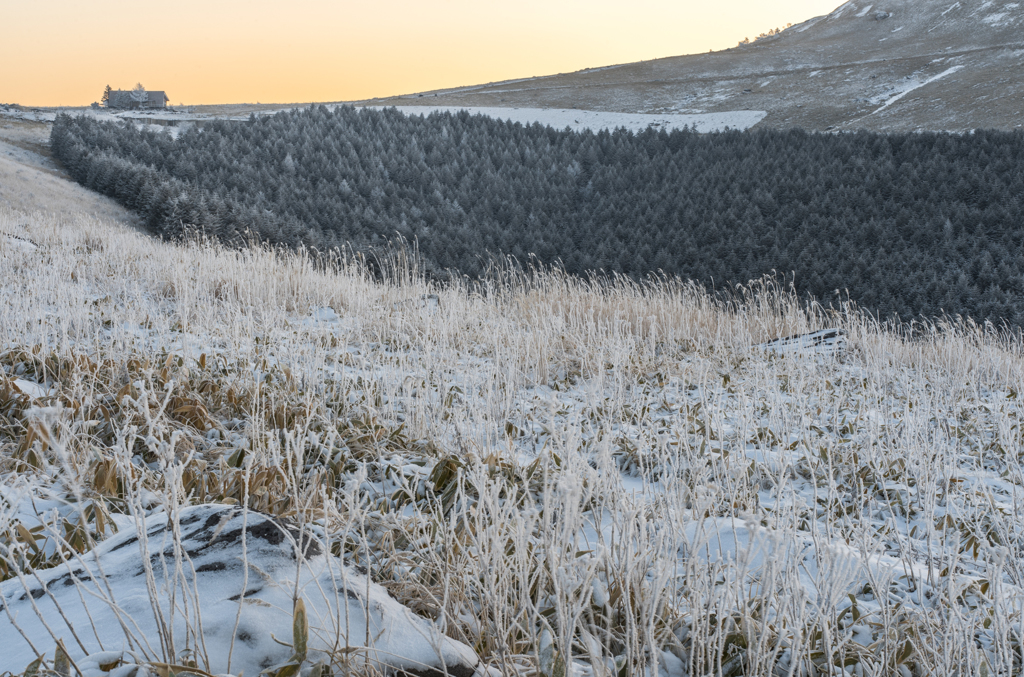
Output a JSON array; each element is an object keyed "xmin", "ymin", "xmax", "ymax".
[{"xmin": 367, "ymin": 0, "xmax": 1024, "ymax": 132}]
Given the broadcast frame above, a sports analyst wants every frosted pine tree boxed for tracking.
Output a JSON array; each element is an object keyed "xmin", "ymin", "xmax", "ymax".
[{"xmin": 130, "ymin": 83, "xmax": 147, "ymax": 109}]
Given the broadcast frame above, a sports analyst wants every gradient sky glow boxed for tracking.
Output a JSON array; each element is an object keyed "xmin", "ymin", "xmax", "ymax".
[{"xmin": 2, "ymin": 0, "xmax": 842, "ymax": 107}]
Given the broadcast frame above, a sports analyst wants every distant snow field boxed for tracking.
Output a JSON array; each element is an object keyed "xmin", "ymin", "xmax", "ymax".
[
  {"xmin": 379, "ymin": 106, "xmax": 768, "ymax": 133},
  {"xmin": 3, "ymin": 106, "xmax": 768, "ymax": 134}
]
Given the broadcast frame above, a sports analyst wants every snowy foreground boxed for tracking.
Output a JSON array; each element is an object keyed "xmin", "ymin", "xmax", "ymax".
[{"xmin": 2, "ymin": 205, "xmax": 1024, "ymax": 677}]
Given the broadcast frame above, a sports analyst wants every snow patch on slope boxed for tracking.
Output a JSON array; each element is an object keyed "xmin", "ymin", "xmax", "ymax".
[
  {"xmin": 982, "ymin": 6, "xmax": 1019, "ymax": 25},
  {"xmin": 871, "ymin": 66, "xmax": 964, "ymax": 112}
]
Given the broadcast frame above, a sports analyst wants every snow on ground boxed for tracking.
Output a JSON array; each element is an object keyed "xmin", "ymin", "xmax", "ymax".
[
  {"xmin": 11, "ymin": 378, "xmax": 52, "ymax": 399},
  {"xmin": 0, "ymin": 505, "xmax": 480, "ymax": 677},
  {"xmin": 376, "ymin": 106, "xmax": 768, "ymax": 133}
]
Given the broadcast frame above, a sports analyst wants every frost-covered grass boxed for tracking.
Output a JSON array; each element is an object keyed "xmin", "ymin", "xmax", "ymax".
[{"xmin": 2, "ymin": 203, "xmax": 1024, "ymax": 676}]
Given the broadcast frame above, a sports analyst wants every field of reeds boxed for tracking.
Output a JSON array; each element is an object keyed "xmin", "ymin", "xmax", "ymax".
[{"xmin": 2, "ymin": 201, "xmax": 1024, "ymax": 677}]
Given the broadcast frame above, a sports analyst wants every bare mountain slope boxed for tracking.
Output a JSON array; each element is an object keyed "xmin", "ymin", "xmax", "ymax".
[{"xmin": 369, "ymin": 0, "xmax": 1024, "ymax": 132}]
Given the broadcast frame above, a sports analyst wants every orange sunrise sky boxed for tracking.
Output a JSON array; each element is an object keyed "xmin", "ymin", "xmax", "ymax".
[{"xmin": 2, "ymin": 1, "xmax": 842, "ymax": 107}]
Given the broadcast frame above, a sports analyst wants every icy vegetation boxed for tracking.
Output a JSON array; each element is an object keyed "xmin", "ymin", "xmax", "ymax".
[{"xmin": 3, "ymin": 203, "xmax": 1024, "ymax": 676}]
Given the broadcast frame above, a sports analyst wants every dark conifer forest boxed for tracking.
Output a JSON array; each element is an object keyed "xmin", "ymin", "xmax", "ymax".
[{"xmin": 50, "ymin": 106, "xmax": 1024, "ymax": 326}]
